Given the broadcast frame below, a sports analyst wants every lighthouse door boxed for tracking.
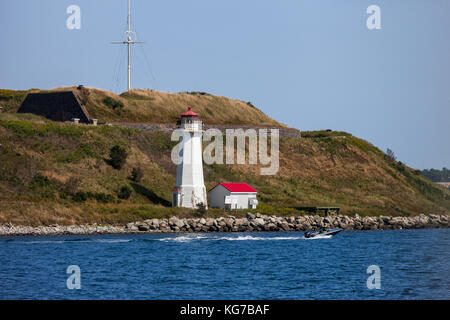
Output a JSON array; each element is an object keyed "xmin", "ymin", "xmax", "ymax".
[{"xmin": 172, "ymin": 193, "xmax": 180, "ymax": 207}]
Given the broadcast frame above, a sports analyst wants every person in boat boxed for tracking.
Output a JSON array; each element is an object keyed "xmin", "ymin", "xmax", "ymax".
[{"xmin": 319, "ymin": 227, "xmax": 329, "ymax": 234}]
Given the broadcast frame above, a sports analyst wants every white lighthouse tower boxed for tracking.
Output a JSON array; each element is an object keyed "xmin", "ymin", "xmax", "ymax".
[{"xmin": 172, "ymin": 107, "xmax": 207, "ymax": 209}]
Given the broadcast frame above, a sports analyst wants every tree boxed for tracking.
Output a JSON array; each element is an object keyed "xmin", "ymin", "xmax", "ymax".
[
  {"xmin": 117, "ymin": 186, "xmax": 132, "ymax": 200},
  {"xmin": 386, "ymin": 148, "xmax": 396, "ymax": 163},
  {"xmin": 421, "ymin": 167, "xmax": 450, "ymax": 182},
  {"xmin": 109, "ymin": 145, "xmax": 128, "ymax": 170},
  {"xmin": 131, "ymin": 167, "xmax": 144, "ymax": 182},
  {"xmin": 195, "ymin": 202, "xmax": 207, "ymax": 216}
]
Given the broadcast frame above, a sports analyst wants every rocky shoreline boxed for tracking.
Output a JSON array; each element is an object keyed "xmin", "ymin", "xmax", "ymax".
[{"xmin": 0, "ymin": 213, "xmax": 448, "ymax": 236}]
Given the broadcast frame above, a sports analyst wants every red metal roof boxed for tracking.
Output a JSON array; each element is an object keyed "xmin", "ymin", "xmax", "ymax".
[
  {"xmin": 218, "ymin": 183, "xmax": 257, "ymax": 193},
  {"xmin": 181, "ymin": 106, "xmax": 199, "ymax": 117}
]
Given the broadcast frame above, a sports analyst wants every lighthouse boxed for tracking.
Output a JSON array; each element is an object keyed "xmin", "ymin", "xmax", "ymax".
[{"xmin": 172, "ymin": 107, "xmax": 207, "ymax": 209}]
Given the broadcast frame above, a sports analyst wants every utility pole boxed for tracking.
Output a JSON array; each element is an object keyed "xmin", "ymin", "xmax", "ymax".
[{"xmin": 111, "ymin": 0, "xmax": 144, "ymax": 91}]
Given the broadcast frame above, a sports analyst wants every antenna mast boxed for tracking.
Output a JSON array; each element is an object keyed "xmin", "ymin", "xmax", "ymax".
[{"xmin": 112, "ymin": 0, "xmax": 144, "ymax": 91}]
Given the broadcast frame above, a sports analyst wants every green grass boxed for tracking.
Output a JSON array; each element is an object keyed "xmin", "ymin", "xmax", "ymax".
[
  {"xmin": 347, "ymin": 136, "xmax": 383, "ymax": 155},
  {"xmin": 301, "ymin": 130, "xmax": 351, "ymax": 138},
  {"xmin": 0, "ymin": 114, "xmax": 449, "ymax": 225},
  {"xmin": 55, "ymin": 145, "xmax": 97, "ymax": 163},
  {"xmin": 0, "ymin": 89, "xmax": 28, "ymax": 112}
]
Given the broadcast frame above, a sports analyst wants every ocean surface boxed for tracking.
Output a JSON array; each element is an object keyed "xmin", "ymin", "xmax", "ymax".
[{"xmin": 0, "ymin": 229, "xmax": 448, "ymax": 299}]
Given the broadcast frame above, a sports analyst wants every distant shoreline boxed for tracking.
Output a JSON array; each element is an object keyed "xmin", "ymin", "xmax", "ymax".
[{"xmin": 0, "ymin": 213, "xmax": 448, "ymax": 236}]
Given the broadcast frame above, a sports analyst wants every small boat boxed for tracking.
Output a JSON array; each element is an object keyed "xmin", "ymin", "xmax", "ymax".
[{"xmin": 304, "ymin": 228, "xmax": 343, "ymax": 238}]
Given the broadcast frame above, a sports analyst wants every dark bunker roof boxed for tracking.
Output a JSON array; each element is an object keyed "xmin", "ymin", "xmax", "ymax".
[{"xmin": 18, "ymin": 91, "xmax": 91, "ymax": 123}]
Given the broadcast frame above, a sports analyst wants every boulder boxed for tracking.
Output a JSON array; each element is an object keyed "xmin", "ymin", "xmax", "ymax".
[
  {"xmin": 225, "ymin": 218, "xmax": 234, "ymax": 228},
  {"xmin": 254, "ymin": 218, "xmax": 265, "ymax": 226},
  {"xmin": 151, "ymin": 219, "xmax": 160, "ymax": 228},
  {"xmin": 265, "ymin": 223, "xmax": 277, "ymax": 231},
  {"xmin": 169, "ymin": 217, "xmax": 184, "ymax": 227},
  {"xmin": 126, "ymin": 223, "xmax": 139, "ymax": 231},
  {"xmin": 137, "ymin": 224, "xmax": 149, "ymax": 231}
]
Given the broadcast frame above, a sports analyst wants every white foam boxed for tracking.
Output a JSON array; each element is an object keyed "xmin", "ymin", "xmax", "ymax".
[
  {"xmin": 21, "ymin": 240, "xmax": 68, "ymax": 244},
  {"xmin": 94, "ymin": 239, "xmax": 132, "ymax": 243},
  {"xmin": 14, "ymin": 233, "xmax": 332, "ymax": 244},
  {"xmin": 215, "ymin": 235, "xmax": 305, "ymax": 241},
  {"xmin": 155, "ymin": 234, "xmax": 336, "ymax": 242},
  {"xmin": 305, "ymin": 234, "xmax": 332, "ymax": 239},
  {"xmin": 157, "ymin": 235, "xmax": 208, "ymax": 242}
]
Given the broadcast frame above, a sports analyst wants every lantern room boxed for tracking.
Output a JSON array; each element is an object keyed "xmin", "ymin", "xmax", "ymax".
[{"xmin": 176, "ymin": 106, "xmax": 203, "ymax": 132}]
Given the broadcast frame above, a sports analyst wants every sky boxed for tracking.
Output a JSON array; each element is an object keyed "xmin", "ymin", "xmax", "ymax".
[{"xmin": 0, "ymin": 0, "xmax": 449, "ymax": 170}]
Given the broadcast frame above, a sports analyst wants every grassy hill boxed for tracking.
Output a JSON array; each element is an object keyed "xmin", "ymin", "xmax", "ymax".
[
  {"xmin": 0, "ymin": 108, "xmax": 449, "ymax": 225},
  {"xmin": 0, "ymin": 87, "xmax": 284, "ymax": 126}
]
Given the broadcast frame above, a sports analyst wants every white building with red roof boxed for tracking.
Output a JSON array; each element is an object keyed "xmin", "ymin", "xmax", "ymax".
[{"xmin": 209, "ymin": 183, "xmax": 258, "ymax": 209}]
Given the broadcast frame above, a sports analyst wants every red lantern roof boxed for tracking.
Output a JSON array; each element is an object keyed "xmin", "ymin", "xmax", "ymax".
[
  {"xmin": 181, "ymin": 106, "xmax": 199, "ymax": 118},
  {"xmin": 214, "ymin": 183, "xmax": 257, "ymax": 193}
]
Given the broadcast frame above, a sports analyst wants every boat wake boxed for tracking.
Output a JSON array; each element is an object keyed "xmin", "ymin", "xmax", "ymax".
[
  {"xmin": 157, "ymin": 235, "xmax": 208, "ymax": 242},
  {"xmin": 155, "ymin": 234, "xmax": 333, "ymax": 242},
  {"xmin": 5, "ymin": 233, "xmax": 334, "ymax": 245},
  {"xmin": 304, "ymin": 234, "xmax": 332, "ymax": 239},
  {"xmin": 214, "ymin": 235, "xmax": 304, "ymax": 241}
]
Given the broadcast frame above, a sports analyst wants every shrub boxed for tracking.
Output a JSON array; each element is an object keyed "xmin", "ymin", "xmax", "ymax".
[
  {"xmin": 396, "ymin": 162, "xmax": 406, "ymax": 172},
  {"xmin": 131, "ymin": 167, "xmax": 144, "ymax": 182},
  {"xmin": 195, "ymin": 202, "xmax": 207, "ymax": 216},
  {"xmin": 32, "ymin": 173, "xmax": 50, "ymax": 187},
  {"xmin": 29, "ymin": 173, "xmax": 55, "ymax": 198},
  {"xmin": 94, "ymin": 193, "xmax": 116, "ymax": 203},
  {"xmin": 246, "ymin": 101, "xmax": 256, "ymax": 109},
  {"xmin": 118, "ymin": 186, "xmax": 132, "ymax": 199},
  {"xmin": 186, "ymin": 91, "xmax": 208, "ymax": 96},
  {"xmin": 103, "ymin": 97, "xmax": 124, "ymax": 111},
  {"xmin": 73, "ymin": 191, "xmax": 115, "ymax": 203},
  {"xmin": 301, "ymin": 130, "xmax": 351, "ymax": 139},
  {"xmin": 109, "ymin": 145, "xmax": 128, "ymax": 169},
  {"xmin": 386, "ymin": 148, "xmax": 396, "ymax": 163},
  {"xmin": 73, "ymin": 192, "xmax": 88, "ymax": 202}
]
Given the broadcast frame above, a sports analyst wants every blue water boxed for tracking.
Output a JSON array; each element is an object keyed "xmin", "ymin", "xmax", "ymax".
[{"xmin": 0, "ymin": 229, "xmax": 449, "ymax": 299}]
